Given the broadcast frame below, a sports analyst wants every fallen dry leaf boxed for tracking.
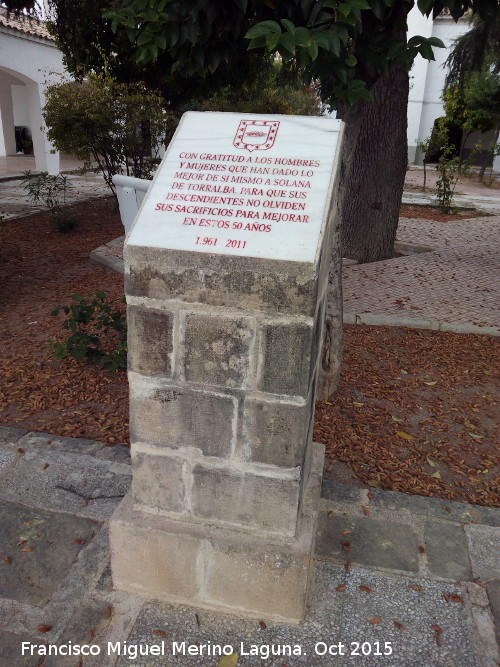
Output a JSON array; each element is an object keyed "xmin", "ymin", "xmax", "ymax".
[
  {"xmin": 37, "ymin": 625, "xmax": 52, "ymax": 633},
  {"xmin": 20, "ymin": 547, "xmax": 33, "ymax": 553},
  {"xmin": 105, "ymin": 606, "xmax": 112, "ymax": 619},
  {"xmin": 152, "ymin": 629, "xmax": 166, "ymax": 637},
  {"xmin": 216, "ymin": 654, "xmax": 239, "ymax": 667},
  {"xmin": 259, "ymin": 621, "xmax": 267, "ymax": 630},
  {"xmin": 73, "ymin": 539, "xmax": 85, "ymax": 545},
  {"xmin": 336, "ymin": 585, "xmax": 347, "ymax": 592},
  {"xmin": 418, "ymin": 546, "xmax": 426, "ymax": 554},
  {"xmin": 358, "ymin": 585, "xmax": 372, "ymax": 593},
  {"xmin": 361, "ymin": 505, "xmax": 369, "ymax": 515},
  {"xmin": 394, "ymin": 621, "xmax": 404, "ymax": 631},
  {"xmin": 409, "ymin": 585, "xmax": 423, "ymax": 591},
  {"xmin": 3, "ymin": 556, "xmax": 12, "ymax": 564},
  {"xmin": 369, "ymin": 618, "xmax": 381, "ymax": 625},
  {"xmin": 41, "ymin": 462, "xmax": 49, "ymax": 470}
]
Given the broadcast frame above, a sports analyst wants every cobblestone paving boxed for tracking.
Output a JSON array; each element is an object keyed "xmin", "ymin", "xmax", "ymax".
[{"xmin": 343, "ymin": 215, "xmax": 500, "ymax": 332}]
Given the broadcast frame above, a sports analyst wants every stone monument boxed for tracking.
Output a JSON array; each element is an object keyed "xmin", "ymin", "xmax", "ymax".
[{"xmin": 110, "ymin": 112, "xmax": 343, "ymax": 623}]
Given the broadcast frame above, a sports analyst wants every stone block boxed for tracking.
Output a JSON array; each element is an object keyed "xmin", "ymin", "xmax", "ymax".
[
  {"xmin": 191, "ymin": 464, "xmax": 300, "ymax": 536},
  {"xmin": 315, "ymin": 512, "xmax": 420, "ymax": 572},
  {"xmin": 110, "ymin": 443, "xmax": 324, "ymax": 623},
  {"xmin": 125, "ymin": 246, "xmax": 321, "ymax": 316},
  {"xmin": 128, "ymin": 305, "xmax": 173, "ymax": 377},
  {"xmin": 486, "ymin": 580, "xmax": 500, "ymax": 645},
  {"xmin": 110, "ymin": 510, "xmax": 200, "ymax": 601},
  {"xmin": 242, "ymin": 397, "xmax": 309, "ymax": 467},
  {"xmin": 132, "ymin": 451, "xmax": 186, "ymax": 513},
  {"xmin": 424, "ymin": 521, "xmax": 471, "ymax": 580},
  {"xmin": 184, "ymin": 313, "xmax": 253, "ymax": 388},
  {"xmin": 129, "ymin": 381, "xmax": 235, "ymax": 457},
  {"xmin": 465, "ymin": 524, "xmax": 500, "ymax": 582},
  {"xmin": 203, "ymin": 538, "xmax": 313, "ymax": 624},
  {"xmin": 259, "ymin": 321, "xmax": 314, "ymax": 397}
]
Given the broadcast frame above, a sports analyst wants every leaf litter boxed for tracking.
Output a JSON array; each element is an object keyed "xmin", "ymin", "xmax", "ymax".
[{"xmin": 0, "ymin": 199, "xmax": 498, "ymax": 507}]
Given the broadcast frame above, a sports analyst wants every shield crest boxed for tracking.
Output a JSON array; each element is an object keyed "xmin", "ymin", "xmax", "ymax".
[{"xmin": 233, "ymin": 120, "xmax": 280, "ymax": 152}]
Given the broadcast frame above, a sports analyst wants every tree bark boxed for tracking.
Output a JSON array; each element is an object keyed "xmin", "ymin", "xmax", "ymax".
[
  {"xmin": 316, "ymin": 61, "xmax": 410, "ymax": 399},
  {"xmin": 338, "ymin": 61, "xmax": 410, "ymax": 263}
]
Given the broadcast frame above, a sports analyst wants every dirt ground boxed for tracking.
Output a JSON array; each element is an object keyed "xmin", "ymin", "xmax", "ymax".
[{"xmin": 0, "ymin": 197, "xmax": 498, "ymax": 506}]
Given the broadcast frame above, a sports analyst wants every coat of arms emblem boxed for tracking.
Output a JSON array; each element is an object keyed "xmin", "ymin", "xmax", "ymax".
[{"xmin": 233, "ymin": 120, "xmax": 280, "ymax": 152}]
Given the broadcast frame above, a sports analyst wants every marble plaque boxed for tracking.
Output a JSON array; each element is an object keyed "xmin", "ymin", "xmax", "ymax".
[{"xmin": 127, "ymin": 112, "xmax": 342, "ymax": 263}]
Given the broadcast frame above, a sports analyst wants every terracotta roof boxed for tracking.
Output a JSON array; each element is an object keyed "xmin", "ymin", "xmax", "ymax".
[{"xmin": 0, "ymin": 7, "xmax": 55, "ymax": 41}]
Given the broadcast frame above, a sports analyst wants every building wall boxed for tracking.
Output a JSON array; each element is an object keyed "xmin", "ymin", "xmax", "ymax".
[
  {"xmin": 407, "ymin": 8, "xmax": 469, "ymax": 164},
  {"xmin": 11, "ymin": 84, "xmax": 29, "ymax": 126},
  {"xmin": 0, "ymin": 26, "xmax": 64, "ymax": 171}
]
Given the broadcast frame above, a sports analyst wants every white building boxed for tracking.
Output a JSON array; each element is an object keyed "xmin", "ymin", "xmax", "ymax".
[
  {"xmin": 407, "ymin": 7, "xmax": 499, "ymax": 172},
  {"xmin": 0, "ymin": 7, "xmax": 62, "ymax": 173}
]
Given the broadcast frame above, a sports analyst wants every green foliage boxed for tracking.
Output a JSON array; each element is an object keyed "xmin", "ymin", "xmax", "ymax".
[
  {"xmin": 49, "ymin": 291, "xmax": 127, "ymax": 371},
  {"xmin": 428, "ymin": 122, "xmax": 475, "ymax": 212},
  {"xmin": 462, "ymin": 69, "xmax": 500, "ymax": 134},
  {"xmin": 42, "ymin": 74, "xmax": 173, "ymax": 193},
  {"xmin": 197, "ymin": 64, "xmax": 323, "ymax": 116},
  {"xmin": 102, "ymin": 0, "xmax": 496, "ymax": 109},
  {"xmin": 21, "ymin": 170, "xmax": 77, "ymax": 232}
]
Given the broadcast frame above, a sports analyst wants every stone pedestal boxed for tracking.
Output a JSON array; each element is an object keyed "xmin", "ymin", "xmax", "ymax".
[{"xmin": 110, "ymin": 112, "xmax": 343, "ymax": 623}]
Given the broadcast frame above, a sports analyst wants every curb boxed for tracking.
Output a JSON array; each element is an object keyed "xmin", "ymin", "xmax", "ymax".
[{"xmin": 343, "ymin": 312, "xmax": 500, "ymax": 336}]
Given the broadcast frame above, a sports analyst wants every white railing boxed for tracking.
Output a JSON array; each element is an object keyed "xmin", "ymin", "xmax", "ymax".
[{"xmin": 112, "ymin": 174, "xmax": 153, "ymax": 234}]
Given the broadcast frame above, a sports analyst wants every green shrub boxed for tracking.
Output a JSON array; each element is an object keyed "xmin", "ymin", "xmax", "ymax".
[
  {"xmin": 42, "ymin": 74, "xmax": 174, "ymax": 193},
  {"xmin": 49, "ymin": 291, "xmax": 127, "ymax": 371},
  {"xmin": 21, "ymin": 170, "xmax": 77, "ymax": 232}
]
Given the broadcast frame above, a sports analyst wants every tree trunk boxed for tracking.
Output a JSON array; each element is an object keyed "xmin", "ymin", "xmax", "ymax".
[
  {"xmin": 338, "ymin": 61, "xmax": 410, "ymax": 263},
  {"xmin": 316, "ymin": 61, "xmax": 410, "ymax": 399}
]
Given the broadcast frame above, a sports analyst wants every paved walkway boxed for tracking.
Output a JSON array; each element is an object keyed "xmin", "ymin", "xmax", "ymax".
[
  {"xmin": 0, "ymin": 172, "xmax": 109, "ymax": 220},
  {"xmin": 0, "ymin": 426, "xmax": 498, "ymax": 667},
  {"xmin": 343, "ymin": 213, "xmax": 500, "ymax": 335}
]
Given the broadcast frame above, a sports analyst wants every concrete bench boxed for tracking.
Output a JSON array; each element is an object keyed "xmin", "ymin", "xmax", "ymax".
[{"xmin": 112, "ymin": 174, "xmax": 152, "ymax": 234}]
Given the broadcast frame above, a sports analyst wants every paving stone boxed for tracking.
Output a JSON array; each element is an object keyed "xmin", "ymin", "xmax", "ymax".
[
  {"xmin": 0, "ymin": 450, "xmax": 131, "ymax": 519},
  {"xmin": 486, "ymin": 580, "xmax": 500, "ymax": 646},
  {"xmin": 115, "ymin": 561, "xmax": 483, "ymax": 666},
  {"xmin": 465, "ymin": 524, "xmax": 500, "ymax": 582},
  {"xmin": 315, "ymin": 513, "xmax": 420, "ymax": 573},
  {"xmin": 0, "ymin": 444, "xmax": 17, "ymax": 475},
  {"xmin": 321, "ymin": 480, "xmax": 364, "ymax": 503},
  {"xmin": 369, "ymin": 487, "xmax": 500, "ymax": 527},
  {"xmin": 16, "ymin": 432, "xmax": 104, "ymax": 456},
  {"xmin": 0, "ymin": 426, "xmax": 27, "ymax": 445},
  {"xmin": 424, "ymin": 521, "xmax": 471, "ymax": 580},
  {"xmin": 93, "ymin": 445, "xmax": 131, "ymax": 464},
  {"xmin": 42, "ymin": 598, "xmax": 113, "ymax": 667},
  {"xmin": 0, "ymin": 631, "xmax": 43, "ymax": 667},
  {"xmin": 0, "ymin": 500, "xmax": 100, "ymax": 607}
]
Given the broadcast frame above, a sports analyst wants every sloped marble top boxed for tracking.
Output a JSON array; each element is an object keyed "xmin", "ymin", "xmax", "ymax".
[{"xmin": 127, "ymin": 112, "xmax": 342, "ymax": 263}]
